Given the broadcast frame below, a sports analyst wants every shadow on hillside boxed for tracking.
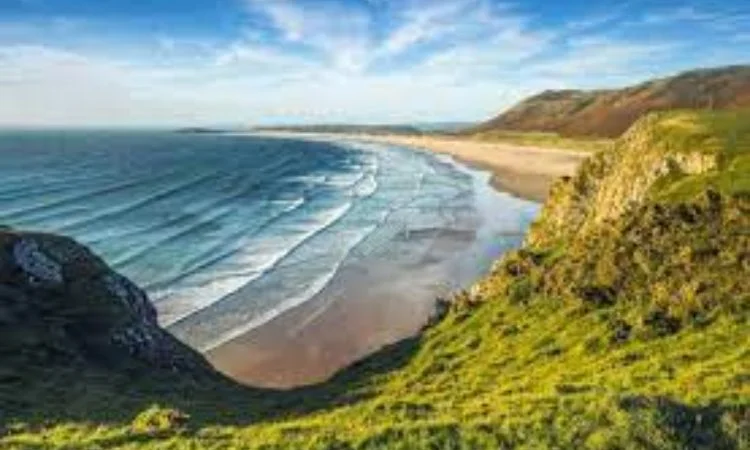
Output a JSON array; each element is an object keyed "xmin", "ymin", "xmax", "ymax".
[
  {"xmin": 0, "ymin": 335, "xmax": 423, "ymax": 439},
  {"xmin": 619, "ymin": 396, "xmax": 749, "ymax": 450}
]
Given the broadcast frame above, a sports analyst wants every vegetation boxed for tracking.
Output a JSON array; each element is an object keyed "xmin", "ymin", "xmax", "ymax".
[
  {"xmin": 468, "ymin": 65, "xmax": 750, "ymax": 138},
  {"xmin": 1, "ymin": 110, "xmax": 749, "ymax": 449},
  {"xmin": 468, "ymin": 129, "xmax": 613, "ymax": 152}
]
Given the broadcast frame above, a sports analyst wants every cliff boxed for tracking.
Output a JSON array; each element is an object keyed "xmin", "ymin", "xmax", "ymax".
[
  {"xmin": 470, "ymin": 65, "xmax": 750, "ymax": 138},
  {"xmin": 0, "ymin": 229, "xmax": 216, "ymax": 375},
  {"xmin": 526, "ymin": 109, "xmax": 750, "ymax": 246},
  {"xmin": 1, "ymin": 110, "xmax": 748, "ymax": 449}
]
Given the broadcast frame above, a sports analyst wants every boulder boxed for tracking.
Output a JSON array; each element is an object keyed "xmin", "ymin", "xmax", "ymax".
[{"xmin": 0, "ymin": 229, "xmax": 214, "ymax": 375}]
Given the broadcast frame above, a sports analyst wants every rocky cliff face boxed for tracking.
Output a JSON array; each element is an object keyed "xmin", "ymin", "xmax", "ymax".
[
  {"xmin": 471, "ymin": 109, "xmax": 749, "ymax": 335},
  {"xmin": 0, "ymin": 229, "xmax": 214, "ymax": 376},
  {"xmin": 470, "ymin": 65, "xmax": 750, "ymax": 138},
  {"xmin": 525, "ymin": 110, "xmax": 733, "ymax": 248}
]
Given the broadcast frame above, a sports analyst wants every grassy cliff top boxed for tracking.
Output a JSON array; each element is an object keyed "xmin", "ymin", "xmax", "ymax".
[
  {"xmin": 527, "ymin": 109, "xmax": 750, "ymax": 248},
  {"xmin": 1, "ymin": 110, "xmax": 749, "ymax": 449}
]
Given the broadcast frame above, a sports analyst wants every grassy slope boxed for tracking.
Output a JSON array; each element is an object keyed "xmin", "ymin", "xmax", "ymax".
[
  {"xmin": 2, "ymin": 111, "xmax": 749, "ymax": 449},
  {"xmin": 469, "ymin": 65, "xmax": 750, "ymax": 138},
  {"xmin": 467, "ymin": 129, "xmax": 614, "ymax": 152}
]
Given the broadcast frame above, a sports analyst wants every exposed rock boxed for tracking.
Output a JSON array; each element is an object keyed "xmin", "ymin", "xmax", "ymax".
[
  {"xmin": 12, "ymin": 238, "xmax": 63, "ymax": 286},
  {"xmin": 641, "ymin": 310, "xmax": 682, "ymax": 336},
  {"xmin": 526, "ymin": 111, "xmax": 724, "ymax": 248},
  {"xmin": 610, "ymin": 320, "xmax": 632, "ymax": 343},
  {"xmin": 0, "ymin": 229, "xmax": 215, "ymax": 375}
]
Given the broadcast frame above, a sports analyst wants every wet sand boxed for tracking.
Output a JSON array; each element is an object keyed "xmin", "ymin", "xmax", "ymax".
[
  {"xmin": 207, "ymin": 232, "xmax": 469, "ymax": 388},
  {"xmin": 207, "ymin": 134, "xmax": 587, "ymax": 388}
]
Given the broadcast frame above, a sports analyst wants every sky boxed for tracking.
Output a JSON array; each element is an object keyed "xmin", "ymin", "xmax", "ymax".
[{"xmin": 0, "ymin": 0, "xmax": 748, "ymax": 127}]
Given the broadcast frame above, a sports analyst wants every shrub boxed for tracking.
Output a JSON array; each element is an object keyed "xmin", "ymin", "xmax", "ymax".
[{"xmin": 131, "ymin": 405, "xmax": 189, "ymax": 434}]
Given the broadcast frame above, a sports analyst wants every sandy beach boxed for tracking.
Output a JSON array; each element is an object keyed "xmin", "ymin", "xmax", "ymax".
[
  {"xmin": 208, "ymin": 134, "xmax": 589, "ymax": 388},
  {"xmin": 252, "ymin": 132, "xmax": 589, "ymax": 202},
  {"xmin": 207, "ymin": 255, "xmax": 450, "ymax": 388},
  {"xmin": 345, "ymin": 134, "xmax": 589, "ymax": 202}
]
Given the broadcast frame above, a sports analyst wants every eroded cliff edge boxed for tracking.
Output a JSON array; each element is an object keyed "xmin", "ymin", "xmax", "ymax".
[{"xmin": 1, "ymin": 110, "xmax": 748, "ymax": 449}]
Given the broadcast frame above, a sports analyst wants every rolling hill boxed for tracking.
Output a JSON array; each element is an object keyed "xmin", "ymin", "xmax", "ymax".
[{"xmin": 469, "ymin": 65, "xmax": 750, "ymax": 138}]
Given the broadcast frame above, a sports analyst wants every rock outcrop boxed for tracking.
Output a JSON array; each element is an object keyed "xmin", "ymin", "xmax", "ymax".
[
  {"xmin": 0, "ymin": 229, "xmax": 214, "ymax": 375},
  {"xmin": 525, "ymin": 110, "xmax": 733, "ymax": 248},
  {"xmin": 472, "ymin": 109, "xmax": 749, "ymax": 334}
]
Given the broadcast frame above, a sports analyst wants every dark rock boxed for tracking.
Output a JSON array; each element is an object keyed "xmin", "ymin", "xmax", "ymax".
[
  {"xmin": 675, "ymin": 204, "xmax": 699, "ymax": 224},
  {"xmin": 577, "ymin": 284, "xmax": 617, "ymax": 308},
  {"xmin": 0, "ymin": 229, "xmax": 215, "ymax": 376},
  {"xmin": 642, "ymin": 310, "xmax": 682, "ymax": 337},
  {"xmin": 705, "ymin": 189, "xmax": 722, "ymax": 212},
  {"xmin": 610, "ymin": 319, "xmax": 632, "ymax": 343},
  {"xmin": 427, "ymin": 297, "xmax": 452, "ymax": 327}
]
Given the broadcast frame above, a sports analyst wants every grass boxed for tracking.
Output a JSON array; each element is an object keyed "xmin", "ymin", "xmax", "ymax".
[
  {"xmin": 468, "ymin": 130, "xmax": 614, "ymax": 153},
  {"xmin": 1, "ymin": 110, "xmax": 749, "ymax": 449},
  {"xmin": 654, "ymin": 154, "xmax": 750, "ymax": 202},
  {"xmin": 2, "ymin": 293, "xmax": 747, "ymax": 448},
  {"xmin": 649, "ymin": 109, "xmax": 750, "ymax": 158},
  {"xmin": 648, "ymin": 110, "xmax": 750, "ymax": 202}
]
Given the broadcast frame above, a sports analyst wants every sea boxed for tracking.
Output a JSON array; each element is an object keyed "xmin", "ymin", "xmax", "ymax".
[{"xmin": 0, "ymin": 130, "xmax": 539, "ymax": 351}]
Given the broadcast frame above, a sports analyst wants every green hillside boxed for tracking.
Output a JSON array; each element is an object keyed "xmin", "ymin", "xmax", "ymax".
[
  {"xmin": 469, "ymin": 65, "xmax": 750, "ymax": 139},
  {"xmin": 1, "ymin": 110, "xmax": 749, "ymax": 449}
]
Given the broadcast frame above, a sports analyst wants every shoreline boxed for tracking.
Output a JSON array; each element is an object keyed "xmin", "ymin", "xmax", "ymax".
[
  {"xmin": 341, "ymin": 134, "xmax": 588, "ymax": 203},
  {"xmin": 207, "ymin": 135, "xmax": 587, "ymax": 388},
  {"xmin": 250, "ymin": 132, "xmax": 588, "ymax": 203}
]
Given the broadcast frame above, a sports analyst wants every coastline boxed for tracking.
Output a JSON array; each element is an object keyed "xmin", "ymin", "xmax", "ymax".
[
  {"xmin": 251, "ymin": 132, "xmax": 589, "ymax": 203},
  {"xmin": 207, "ymin": 135, "xmax": 586, "ymax": 388},
  {"xmin": 347, "ymin": 134, "xmax": 588, "ymax": 203}
]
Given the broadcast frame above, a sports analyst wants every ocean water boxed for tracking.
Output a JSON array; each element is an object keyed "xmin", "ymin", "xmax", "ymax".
[{"xmin": 0, "ymin": 130, "xmax": 539, "ymax": 350}]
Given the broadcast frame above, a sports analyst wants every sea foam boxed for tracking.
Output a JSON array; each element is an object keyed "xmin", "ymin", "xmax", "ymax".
[{"xmin": 0, "ymin": 131, "xmax": 540, "ymax": 352}]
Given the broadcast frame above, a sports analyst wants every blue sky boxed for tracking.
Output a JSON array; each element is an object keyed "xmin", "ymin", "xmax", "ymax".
[{"xmin": 0, "ymin": 0, "xmax": 748, "ymax": 126}]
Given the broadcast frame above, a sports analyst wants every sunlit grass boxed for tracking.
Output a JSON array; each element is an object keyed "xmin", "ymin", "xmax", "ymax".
[
  {"xmin": 1, "ymin": 109, "xmax": 749, "ymax": 449},
  {"xmin": 469, "ymin": 130, "xmax": 614, "ymax": 153}
]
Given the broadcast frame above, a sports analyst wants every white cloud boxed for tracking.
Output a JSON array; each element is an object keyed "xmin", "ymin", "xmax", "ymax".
[
  {"xmin": 245, "ymin": 0, "xmax": 372, "ymax": 72},
  {"xmin": 525, "ymin": 38, "xmax": 677, "ymax": 81},
  {"xmin": 213, "ymin": 41, "xmax": 313, "ymax": 70},
  {"xmin": 640, "ymin": 6, "xmax": 720, "ymax": 25},
  {"xmin": 379, "ymin": 0, "xmax": 477, "ymax": 55},
  {"xmin": 0, "ymin": 0, "xmax": 746, "ymax": 126}
]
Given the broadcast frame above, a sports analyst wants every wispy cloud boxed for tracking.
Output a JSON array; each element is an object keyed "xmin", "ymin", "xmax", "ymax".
[
  {"xmin": 632, "ymin": 4, "xmax": 750, "ymax": 34},
  {"xmin": 379, "ymin": 0, "xmax": 482, "ymax": 55},
  {"xmin": 526, "ymin": 37, "xmax": 678, "ymax": 78},
  {"xmin": 245, "ymin": 0, "xmax": 373, "ymax": 72},
  {"xmin": 640, "ymin": 6, "xmax": 720, "ymax": 25},
  {"xmin": 0, "ymin": 0, "xmax": 747, "ymax": 126}
]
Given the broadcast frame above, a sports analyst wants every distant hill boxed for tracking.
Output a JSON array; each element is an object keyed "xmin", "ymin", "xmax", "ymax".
[
  {"xmin": 470, "ymin": 65, "xmax": 750, "ymax": 138},
  {"xmin": 174, "ymin": 127, "xmax": 226, "ymax": 134},
  {"xmin": 255, "ymin": 124, "xmax": 424, "ymax": 135}
]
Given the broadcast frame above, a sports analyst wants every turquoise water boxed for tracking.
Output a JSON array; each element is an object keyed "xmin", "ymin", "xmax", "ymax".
[{"xmin": 0, "ymin": 131, "xmax": 538, "ymax": 350}]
